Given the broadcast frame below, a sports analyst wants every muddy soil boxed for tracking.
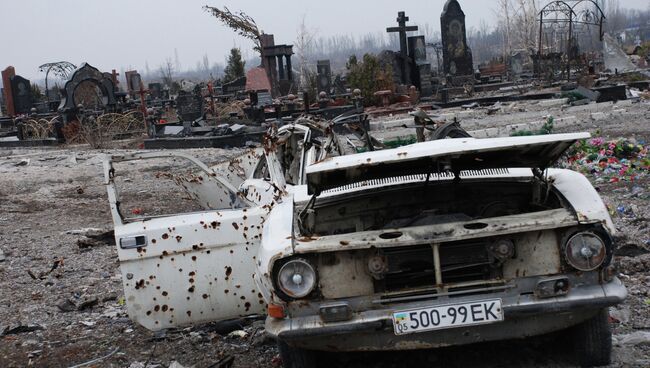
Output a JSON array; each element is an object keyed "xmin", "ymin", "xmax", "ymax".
[{"xmin": 0, "ymin": 105, "xmax": 649, "ymax": 367}]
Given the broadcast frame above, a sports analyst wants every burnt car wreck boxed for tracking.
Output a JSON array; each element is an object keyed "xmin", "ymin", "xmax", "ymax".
[{"xmin": 104, "ymin": 124, "xmax": 626, "ymax": 368}]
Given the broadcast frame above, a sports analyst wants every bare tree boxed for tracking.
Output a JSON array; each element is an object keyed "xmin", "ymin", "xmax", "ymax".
[
  {"xmin": 202, "ymin": 54, "xmax": 210, "ymax": 75},
  {"xmin": 203, "ymin": 6, "xmax": 262, "ymax": 53},
  {"xmin": 160, "ymin": 58, "xmax": 174, "ymax": 87},
  {"xmin": 295, "ymin": 15, "xmax": 318, "ymax": 91}
]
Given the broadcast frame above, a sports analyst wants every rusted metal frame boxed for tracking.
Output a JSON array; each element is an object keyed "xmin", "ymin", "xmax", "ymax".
[
  {"xmin": 102, "ymin": 158, "xmax": 124, "ymax": 226},
  {"xmin": 108, "ymin": 151, "xmax": 244, "ymax": 195},
  {"xmin": 432, "ymin": 244, "xmax": 442, "ymax": 286},
  {"xmin": 373, "ymin": 284, "xmax": 514, "ymax": 304},
  {"xmin": 295, "ymin": 208, "xmax": 579, "ymax": 254},
  {"xmin": 102, "ymin": 152, "xmax": 254, "ymax": 224}
]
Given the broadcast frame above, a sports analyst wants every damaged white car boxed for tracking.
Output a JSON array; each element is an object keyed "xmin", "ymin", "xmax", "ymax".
[{"xmin": 103, "ymin": 124, "xmax": 626, "ymax": 368}]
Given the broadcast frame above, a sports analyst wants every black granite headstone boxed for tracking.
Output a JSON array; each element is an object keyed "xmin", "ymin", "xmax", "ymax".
[
  {"xmin": 222, "ymin": 76, "xmax": 247, "ymax": 95},
  {"xmin": 148, "ymin": 83, "xmax": 163, "ymax": 99},
  {"xmin": 408, "ymin": 36, "xmax": 433, "ymax": 96},
  {"xmin": 317, "ymin": 60, "xmax": 332, "ymax": 95},
  {"xmin": 10, "ymin": 75, "xmax": 33, "ymax": 114},
  {"xmin": 176, "ymin": 92, "xmax": 204, "ymax": 122},
  {"xmin": 441, "ymin": 0, "xmax": 474, "ymax": 77}
]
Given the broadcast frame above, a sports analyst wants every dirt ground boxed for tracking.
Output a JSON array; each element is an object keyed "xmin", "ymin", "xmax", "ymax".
[{"xmin": 0, "ymin": 101, "xmax": 649, "ymax": 368}]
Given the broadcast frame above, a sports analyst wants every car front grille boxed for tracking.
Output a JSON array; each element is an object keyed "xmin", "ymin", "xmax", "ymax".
[{"xmin": 376, "ymin": 240, "xmax": 497, "ymax": 293}]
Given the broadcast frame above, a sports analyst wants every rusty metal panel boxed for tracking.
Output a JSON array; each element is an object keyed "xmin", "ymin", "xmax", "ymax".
[
  {"xmin": 318, "ymin": 251, "xmax": 374, "ymax": 299},
  {"xmin": 294, "ymin": 209, "xmax": 578, "ymax": 254},
  {"xmin": 503, "ymin": 230, "xmax": 562, "ymax": 279}
]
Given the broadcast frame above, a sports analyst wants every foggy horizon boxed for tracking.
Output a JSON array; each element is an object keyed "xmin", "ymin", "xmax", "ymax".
[{"xmin": 1, "ymin": 0, "xmax": 648, "ymax": 82}]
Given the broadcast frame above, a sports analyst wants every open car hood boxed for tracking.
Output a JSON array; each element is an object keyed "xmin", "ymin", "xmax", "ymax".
[{"xmin": 306, "ymin": 133, "xmax": 590, "ymax": 194}]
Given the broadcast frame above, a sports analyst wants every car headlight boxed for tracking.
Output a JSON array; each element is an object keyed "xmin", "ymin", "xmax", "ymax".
[
  {"xmin": 277, "ymin": 259, "xmax": 317, "ymax": 299},
  {"xmin": 564, "ymin": 232, "xmax": 607, "ymax": 271}
]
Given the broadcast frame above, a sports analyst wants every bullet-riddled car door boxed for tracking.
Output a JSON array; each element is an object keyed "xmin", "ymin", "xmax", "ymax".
[{"xmin": 104, "ymin": 153, "xmax": 267, "ymax": 331}]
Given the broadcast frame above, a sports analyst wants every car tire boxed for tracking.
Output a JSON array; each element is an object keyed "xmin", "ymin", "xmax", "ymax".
[
  {"xmin": 278, "ymin": 339, "xmax": 317, "ymax": 368},
  {"xmin": 573, "ymin": 308, "xmax": 612, "ymax": 367}
]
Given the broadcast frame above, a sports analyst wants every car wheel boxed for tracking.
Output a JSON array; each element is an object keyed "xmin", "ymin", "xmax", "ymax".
[
  {"xmin": 278, "ymin": 339, "xmax": 317, "ymax": 368},
  {"xmin": 573, "ymin": 308, "xmax": 612, "ymax": 367}
]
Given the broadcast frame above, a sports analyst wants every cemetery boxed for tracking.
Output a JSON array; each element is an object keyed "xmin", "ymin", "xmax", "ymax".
[{"xmin": 0, "ymin": 1, "xmax": 649, "ymax": 367}]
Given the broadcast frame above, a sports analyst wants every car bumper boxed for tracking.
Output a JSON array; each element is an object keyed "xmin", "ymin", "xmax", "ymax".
[{"xmin": 265, "ymin": 277, "xmax": 627, "ymax": 352}]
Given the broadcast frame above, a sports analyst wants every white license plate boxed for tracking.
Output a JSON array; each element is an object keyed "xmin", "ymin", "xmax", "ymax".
[{"xmin": 392, "ymin": 299, "xmax": 504, "ymax": 335}]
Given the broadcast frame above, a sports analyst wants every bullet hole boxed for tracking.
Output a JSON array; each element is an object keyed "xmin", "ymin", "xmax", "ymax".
[
  {"xmin": 240, "ymin": 296, "xmax": 246, "ymax": 300},
  {"xmin": 189, "ymin": 271, "xmax": 196, "ymax": 276},
  {"xmin": 192, "ymin": 245, "xmax": 199, "ymax": 250},
  {"xmin": 202, "ymin": 294, "xmax": 209, "ymax": 299},
  {"xmin": 151, "ymin": 239, "xmax": 157, "ymax": 244},
  {"xmin": 225, "ymin": 266, "xmax": 232, "ymax": 277},
  {"xmin": 175, "ymin": 235, "xmax": 182, "ymax": 242},
  {"xmin": 162, "ymin": 305, "xmax": 169, "ymax": 312},
  {"xmin": 236, "ymin": 285, "xmax": 241, "ymax": 288},
  {"xmin": 186, "ymin": 311, "xmax": 192, "ymax": 317},
  {"xmin": 188, "ymin": 285, "xmax": 195, "ymax": 293},
  {"xmin": 206, "ymin": 250, "xmax": 211, "ymax": 254},
  {"xmin": 154, "ymin": 305, "xmax": 160, "ymax": 312},
  {"xmin": 229, "ymin": 250, "xmax": 234, "ymax": 254},
  {"xmin": 259, "ymin": 300, "xmax": 265, "ymax": 305},
  {"xmin": 191, "ymin": 256, "xmax": 197, "ymax": 261},
  {"xmin": 245, "ymin": 302, "xmax": 251, "ymax": 311},
  {"xmin": 244, "ymin": 227, "xmax": 249, "ymax": 231},
  {"xmin": 162, "ymin": 291, "xmax": 168, "ymax": 296},
  {"xmin": 189, "ymin": 278, "xmax": 195, "ymax": 283},
  {"xmin": 243, "ymin": 216, "xmax": 248, "ymax": 221},
  {"xmin": 146, "ymin": 311, "xmax": 152, "ymax": 316},
  {"xmin": 156, "ymin": 286, "xmax": 160, "ymax": 290},
  {"xmin": 211, "ymin": 221, "xmax": 220, "ymax": 229},
  {"xmin": 232, "ymin": 222, "xmax": 239, "ymax": 230},
  {"xmin": 162, "ymin": 233, "xmax": 169, "ymax": 240},
  {"xmin": 135, "ymin": 279, "xmax": 145, "ymax": 290},
  {"xmin": 224, "ymin": 289, "xmax": 229, "ymax": 294}
]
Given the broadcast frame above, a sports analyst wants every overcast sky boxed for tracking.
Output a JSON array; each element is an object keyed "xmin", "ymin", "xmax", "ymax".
[{"xmin": 1, "ymin": 0, "xmax": 648, "ymax": 81}]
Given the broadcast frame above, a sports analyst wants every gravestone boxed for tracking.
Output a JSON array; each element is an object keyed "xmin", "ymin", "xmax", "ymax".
[
  {"xmin": 509, "ymin": 51, "xmax": 530, "ymax": 79},
  {"xmin": 332, "ymin": 75, "xmax": 347, "ymax": 95},
  {"xmin": 257, "ymin": 91, "xmax": 273, "ymax": 107},
  {"xmin": 148, "ymin": 83, "xmax": 163, "ymax": 99},
  {"xmin": 2, "ymin": 67, "xmax": 16, "ymax": 116},
  {"xmin": 176, "ymin": 92, "xmax": 204, "ymax": 122},
  {"xmin": 222, "ymin": 76, "xmax": 247, "ymax": 95},
  {"xmin": 10, "ymin": 75, "xmax": 33, "ymax": 114},
  {"xmin": 386, "ymin": 12, "xmax": 419, "ymax": 85},
  {"xmin": 441, "ymin": 0, "xmax": 474, "ymax": 79},
  {"xmin": 317, "ymin": 60, "xmax": 332, "ymax": 95},
  {"xmin": 408, "ymin": 36, "xmax": 433, "ymax": 97},
  {"xmin": 127, "ymin": 72, "xmax": 143, "ymax": 93},
  {"xmin": 59, "ymin": 63, "xmax": 117, "ymax": 112}
]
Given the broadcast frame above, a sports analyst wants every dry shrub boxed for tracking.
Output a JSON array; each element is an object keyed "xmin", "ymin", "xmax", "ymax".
[{"xmin": 65, "ymin": 112, "xmax": 145, "ymax": 149}]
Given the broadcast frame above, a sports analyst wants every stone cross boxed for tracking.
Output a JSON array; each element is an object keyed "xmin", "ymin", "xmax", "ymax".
[{"xmin": 387, "ymin": 11, "xmax": 418, "ymax": 85}]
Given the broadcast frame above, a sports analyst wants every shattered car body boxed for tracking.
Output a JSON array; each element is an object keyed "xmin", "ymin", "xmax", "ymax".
[{"xmin": 104, "ymin": 125, "xmax": 626, "ymax": 367}]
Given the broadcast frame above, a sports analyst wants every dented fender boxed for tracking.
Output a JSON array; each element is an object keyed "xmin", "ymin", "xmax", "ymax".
[
  {"xmin": 257, "ymin": 196, "xmax": 296, "ymax": 302},
  {"xmin": 548, "ymin": 169, "xmax": 616, "ymax": 234}
]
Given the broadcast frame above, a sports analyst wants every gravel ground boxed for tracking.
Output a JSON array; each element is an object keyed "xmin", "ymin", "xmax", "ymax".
[{"xmin": 0, "ymin": 101, "xmax": 649, "ymax": 368}]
